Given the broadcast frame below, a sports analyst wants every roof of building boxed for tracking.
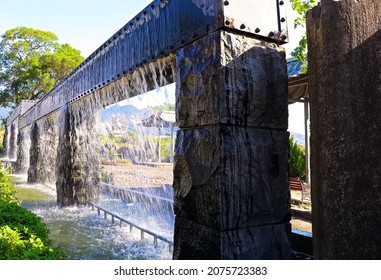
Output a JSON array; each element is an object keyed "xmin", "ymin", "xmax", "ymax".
[{"xmin": 287, "ymin": 58, "xmax": 308, "ymax": 102}]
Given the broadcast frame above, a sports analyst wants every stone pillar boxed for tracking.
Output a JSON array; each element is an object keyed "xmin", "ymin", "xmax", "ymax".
[
  {"xmin": 15, "ymin": 127, "xmax": 31, "ymax": 174},
  {"xmin": 9, "ymin": 122, "xmax": 18, "ymax": 159},
  {"xmin": 28, "ymin": 117, "xmax": 58, "ymax": 184},
  {"xmin": 56, "ymin": 104, "xmax": 100, "ymax": 206},
  {"xmin": 307, "ymin": 0, "xmax": 381, "ymax": 259},
  {"xmin": 56, "ymin": 108, "xmax": 75, "ymax": 206},
  {"xmin": 173, "ymin": 29, "xmax": 290, "ymax": 259},
  {"xmin": 2, "ymin": 126, "xmax": 9, "ymax": 158}
]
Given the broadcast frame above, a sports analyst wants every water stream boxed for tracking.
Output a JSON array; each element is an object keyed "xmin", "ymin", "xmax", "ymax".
[{"xmin": 11, "ymin": 174, "xmax": 173, "ymax": 260}]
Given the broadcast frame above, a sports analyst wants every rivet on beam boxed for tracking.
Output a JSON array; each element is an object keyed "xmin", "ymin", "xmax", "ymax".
[{"xmin": 223, "ymin": 1, "xmax": 229, "ymax": 5}]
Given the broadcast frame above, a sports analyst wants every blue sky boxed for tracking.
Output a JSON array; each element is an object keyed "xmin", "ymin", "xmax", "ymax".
[
  {"xmin": 0, "ymin": 0, "xmax": 152, "ymax": 58},
  {"xmin": 0, "ymin": 0, "xmax": 305, "ymax": 134}
]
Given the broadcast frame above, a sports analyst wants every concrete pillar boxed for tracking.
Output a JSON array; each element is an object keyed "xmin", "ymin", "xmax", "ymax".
[
  {"xmin": 307, "ymin": 0, "xmax": 381, "ymax": 259},
  {"xmin": 173, "ymin": 29, "xmax": 290, "ymax": 259}
]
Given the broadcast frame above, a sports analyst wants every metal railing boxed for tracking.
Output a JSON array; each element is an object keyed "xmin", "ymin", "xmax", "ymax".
[
  {"xmin": 100, "ymin": 182, "xmax": 174, "ymax": 203},
  {"xmin": 85, "ymin": 201, "xmax": 173, "ymax": 252}
]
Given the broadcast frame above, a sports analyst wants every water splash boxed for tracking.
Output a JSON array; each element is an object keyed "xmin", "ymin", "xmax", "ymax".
[{"xmin": 13, "ymin": 175, "xmax": 172, "ymax": 260}]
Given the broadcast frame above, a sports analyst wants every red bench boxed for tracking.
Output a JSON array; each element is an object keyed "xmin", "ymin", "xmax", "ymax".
[{"xmin": 290, "ymin": 177, "xmax": 303, "ymax": 191}]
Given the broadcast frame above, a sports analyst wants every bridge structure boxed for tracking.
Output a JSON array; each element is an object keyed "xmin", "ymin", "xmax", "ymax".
[{"xmin": 3, "ymin": 0, "xmax": 291, "ymax": 259}]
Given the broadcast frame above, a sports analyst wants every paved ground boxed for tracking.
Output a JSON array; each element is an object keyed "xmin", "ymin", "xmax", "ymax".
[
  {"xmin": 290, "ymin": 189, "xmax": 312, "ymax": 233},
  {"xmin": 101, "ymin": 163, "xmax": 173, "ymax": 187},
  {"xmin": 102, "ymin": 163, "xmax": 312, "ymax": 232}
]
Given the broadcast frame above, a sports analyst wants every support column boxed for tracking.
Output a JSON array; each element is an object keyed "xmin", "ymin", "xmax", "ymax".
[
  {"xmin": 307, "ymin": 0, "xmax": 381, "ymax": 259},
  {"xmin": 28, "ymin": 117, "xmax": 58, "ymax": 184},
  {"xmin": 173, "ymin": 29, "xmax": 290, "ymax": 259},
  {"xmin": 2, "ymin": 126, "xmax": 9, "ymax": 158},
  {"xmin": 56, "ymin": 103, "xmax": 100, "ymax": 206},
  {"xmin": 56, "ymin": 108, "xmax": 75, "ymax": 206},
  {"xmin": 9, "ymin": 122, "xmax": 18, "ymax": 159},
  {"xmin": 15, "ymin": 127, "xmax": 31, "ymax": 174}
]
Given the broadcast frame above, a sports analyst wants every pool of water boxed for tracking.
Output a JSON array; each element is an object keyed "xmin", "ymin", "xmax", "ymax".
[{"xmin": 11, "ymin": 175, "xmax": 173, "ymax": 260}]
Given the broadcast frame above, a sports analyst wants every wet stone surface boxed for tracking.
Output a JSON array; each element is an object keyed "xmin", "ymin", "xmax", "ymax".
[{"xmin": 174, "ymin": 29, "xmax": 290, "ymax": 259}]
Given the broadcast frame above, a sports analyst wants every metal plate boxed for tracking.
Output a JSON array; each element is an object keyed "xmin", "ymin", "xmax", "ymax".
[{"xmin": 223, "ymin": 0, "xmax": 288, "ymax": 44}]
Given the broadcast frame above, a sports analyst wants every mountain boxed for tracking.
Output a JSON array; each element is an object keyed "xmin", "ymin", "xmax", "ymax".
[
  {"xmin": 101, "ymin": 104, "xmax": 151, "ymax": 122},
  {"xmin": 289, "ymin": 132, "xmax": 305, "ymax": 145}
]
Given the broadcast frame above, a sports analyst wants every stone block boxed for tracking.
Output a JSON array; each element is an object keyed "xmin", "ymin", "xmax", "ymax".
[
  {"xmin": 173, "ymin": 126, "xmax": 290, "ymax": 231},
  {"xmin": 220, "ymin": 223, "xmax": 291, "ymax": 259},
  {"xmin": 173, "ymin": 216, "xmax": 220, "ymax": 260},
  {"xmin": 176, "ymin": 30, "xmax": 288, "ymax": 129},
  {"xmin": 173, "ymin": 216, "xmax": 291, "ymax": 260}
]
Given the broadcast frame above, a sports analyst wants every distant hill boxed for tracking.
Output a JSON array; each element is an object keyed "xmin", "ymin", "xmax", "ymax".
[
  {"xmin": 289, "ymin": 132, "xmax": 305, "ymax": 145},
  {"xmin": 101, "ymin": 104, "xmax": 151, "ymax": 122},
  {"xmin": 101, "ymin": 104, "xmax": 176, "ymax": 136}
]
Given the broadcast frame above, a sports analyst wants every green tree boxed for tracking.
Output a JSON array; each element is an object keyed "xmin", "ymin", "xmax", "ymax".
[
  {"xmin": 289, "ymin": 134, "xmax": 306, "ymax": 178},
  {"xmin": 0, "ymin": 27, "xmax": 84, "ymax": 108},
  {"xmin": 290, "ymin": 0, "xmax": 318, "ymax": 73}
]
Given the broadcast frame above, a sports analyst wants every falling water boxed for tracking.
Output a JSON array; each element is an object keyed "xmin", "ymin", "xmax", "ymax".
[
  {"xmin": 12, "ymin": 175, "xmax": 172, "ymax": 260},
  {"xmin": 15, "ymin": 126, "xmax": 31, "ymax": 174},
  {"xmin": 9, "ymin": 63, "xmax": 177, "ymax": 259},
  {"xmin": 97, "ymin": 83, "xmax": 176, "ymax": 249},
  {"xmin": 4, "ymin": 1, "xmax": 183, "ymax": 259}
]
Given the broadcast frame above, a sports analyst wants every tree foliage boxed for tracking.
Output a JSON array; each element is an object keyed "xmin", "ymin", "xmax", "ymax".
[
  {"xmin": 0, "ymin": 27, "xmax": 84, "ymax": 108},
  {"xmin": 290, "ymin": 0, "xmax": 318, "ymax": 73},
  {"xmin": 289, "ymin": 134, "xmax": 306, "ymax": 178}
]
